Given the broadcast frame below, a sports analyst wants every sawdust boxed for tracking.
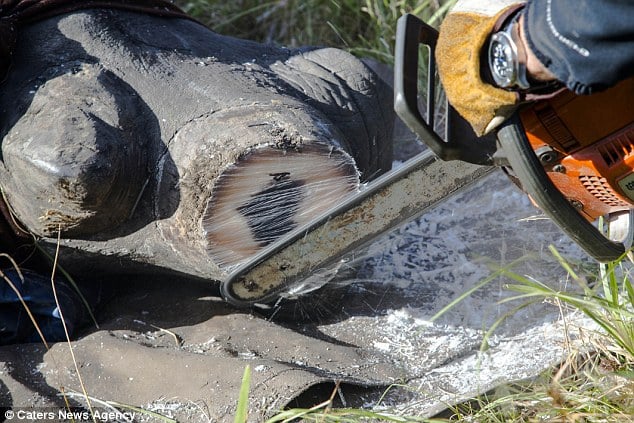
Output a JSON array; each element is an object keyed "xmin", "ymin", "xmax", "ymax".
[{"xmin": 302, "ymin": 169, "xmax": 600, "ymax": 416}]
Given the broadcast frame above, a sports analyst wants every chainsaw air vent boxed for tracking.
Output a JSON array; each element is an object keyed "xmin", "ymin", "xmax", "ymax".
[
  {"xmin": 597, "ymin": 127, "xmax": 634, "ymax": 166},
  {"xmin": 535, "ymin": 104, "xmax": 579, "ymax": 151},
  {"xmin": 579, "ymin": 175, "xmax": 629, "ymax": 207}
]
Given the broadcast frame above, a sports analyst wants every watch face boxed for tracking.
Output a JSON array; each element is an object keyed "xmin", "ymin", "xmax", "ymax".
[{"xmin": 489, "ymin": 31, "xmax": 516, "ymax": 88}]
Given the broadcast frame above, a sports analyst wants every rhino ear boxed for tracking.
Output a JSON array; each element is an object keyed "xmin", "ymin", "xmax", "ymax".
[{"xmin": 1, "ymin": 66, "xmax": 152, "ymax": 238}]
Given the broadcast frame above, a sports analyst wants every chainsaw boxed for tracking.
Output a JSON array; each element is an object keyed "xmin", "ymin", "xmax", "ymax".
[{"xmin": 220, "ymin": 13, "xmax": 634, "ymax": 307}]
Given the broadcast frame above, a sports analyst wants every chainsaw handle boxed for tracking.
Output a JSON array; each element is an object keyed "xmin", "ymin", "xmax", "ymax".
[
  {"xmin": 394, "ymin": 13, "xmax": 439, "ymax": 142},
  {"xmin": 497, "ymin": 117, "xmax": 627, "ymax": 262},
  {"xmin": 394, "ymin": 14, "xmax": 497, "ymax": 166}
]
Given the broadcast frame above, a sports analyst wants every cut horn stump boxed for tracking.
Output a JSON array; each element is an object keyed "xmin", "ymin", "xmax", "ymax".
[
  {"xmin": 157, "ymin": 105, "xmax": 361, "ymax": 274},
  {"xmin": 204, "ymin": 143, "xmax": 359, "ymax": 267}
]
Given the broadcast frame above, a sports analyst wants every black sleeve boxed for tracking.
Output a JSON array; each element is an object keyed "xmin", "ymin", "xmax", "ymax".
[{"xmin": 523, "ymin": 0, "xmax": 634, "ymax": 94}]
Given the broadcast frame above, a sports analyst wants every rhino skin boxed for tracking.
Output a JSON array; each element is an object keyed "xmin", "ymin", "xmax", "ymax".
[{"xmin": 0, "ymin": 9, "xmax": 393, "ymax": 282}]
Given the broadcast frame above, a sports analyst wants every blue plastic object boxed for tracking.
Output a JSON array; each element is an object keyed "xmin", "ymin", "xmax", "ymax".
[{"xmin": 0, "ymin": 269, "xmax": 93, "ymax": 345}]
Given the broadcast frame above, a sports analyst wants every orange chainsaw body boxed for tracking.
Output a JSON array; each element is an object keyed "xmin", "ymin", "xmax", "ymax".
[{"xmin": 519, "ymin": 77, "xmax": 634, "ymax": 222}]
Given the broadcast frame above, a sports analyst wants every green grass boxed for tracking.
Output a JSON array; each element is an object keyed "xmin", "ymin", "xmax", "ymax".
[
  {"xmin": 176, "ymin": 0, "xmax": 455, "ymax": 65},
  {"xmin": 235, "ymin": 365, "xmax": 251, "ymax": 423},
  {"xmin": 503, "ymin": 246, "xmax": 634, "ymax": 359},
  {"xmin": 446, "ymin": 247, "xmax": 634, "ymax": 422}
]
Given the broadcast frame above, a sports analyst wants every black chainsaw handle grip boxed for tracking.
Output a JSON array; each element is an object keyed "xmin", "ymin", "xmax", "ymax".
[
  {"xmin": 393, "ymin": 13, "xmax": 439, "ymax": 145},
  {"xmin": 498, "ymin": 117, "xmax": 627, "ymax": 262},
  {"xmin": 394, "ymin": 14, "xmax": 497, "ymax": 166}
]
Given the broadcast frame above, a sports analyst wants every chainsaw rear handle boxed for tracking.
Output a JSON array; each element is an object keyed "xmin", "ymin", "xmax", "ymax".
[
  {"xmin": 394, "ymin": 13, "xmax": 497, "ymax": 166},
  {"xmin": 498, "ymin": 118, "xmax": 627, "ymax": 262}
]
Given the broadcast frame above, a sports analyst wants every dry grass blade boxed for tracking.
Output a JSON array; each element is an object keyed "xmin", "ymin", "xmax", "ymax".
[
  {"xmin": 266, "ymin": 381, "xmax": 433, "ymax": 422},
  {"xmin": 63, "ymin": 390, "xmax": 178, "ymax": 423},
  {"xmin": 0, "ymin": 253, "xmax": 49, "ymax": 348},
  {"xmin": 50, "ymin": 227, "xmax": 97, "ymax": 422},
  {"xmin": 149, "ymin": 324, "xmax": 183, "ymax": 347},
  {"xmin": 34, "ymin": 242, "xmax": 99, "ymax": 329}
]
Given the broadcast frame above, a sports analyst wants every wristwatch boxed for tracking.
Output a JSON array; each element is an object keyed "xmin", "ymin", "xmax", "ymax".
[{"xmin": 488, "ymin": 14, "xmax": 530, "ymax": 90}]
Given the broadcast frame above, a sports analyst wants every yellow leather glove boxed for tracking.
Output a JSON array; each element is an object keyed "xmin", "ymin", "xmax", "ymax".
[{"xmin": 436, "ymin": 0, "xmax": 525, "ymax": 136}]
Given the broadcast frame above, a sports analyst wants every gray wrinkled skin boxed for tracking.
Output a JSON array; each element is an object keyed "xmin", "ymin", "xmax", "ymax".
[{"xmin": 0, "ymin": 9, "xmax": 393, "ymax": 280}]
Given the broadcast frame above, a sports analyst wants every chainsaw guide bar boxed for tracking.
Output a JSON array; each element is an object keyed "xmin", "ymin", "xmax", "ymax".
[{"xmin": 221, "ymin": 150, "xmax": 493, "ymax": 306}]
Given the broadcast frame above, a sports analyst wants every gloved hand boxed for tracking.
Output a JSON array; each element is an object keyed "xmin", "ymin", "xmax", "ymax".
[{"xmin": 435, "ymin": 0, "xmax": 525, "ymax": 136}]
